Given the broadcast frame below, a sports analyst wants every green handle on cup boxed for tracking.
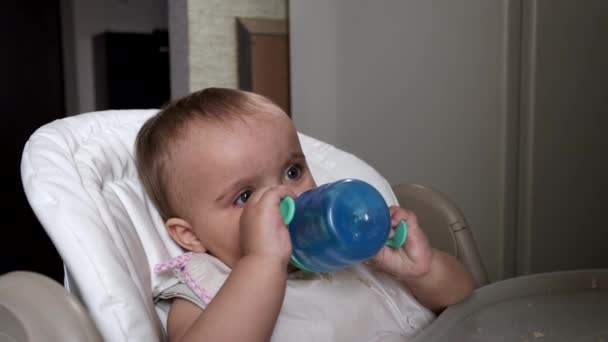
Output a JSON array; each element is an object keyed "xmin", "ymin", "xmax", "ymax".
[
  {"xmin": 280, "ymin": 196, "xmax": 296, "ymax": 225},
  {"xmin": 386, "ymin": 221, "xmax": 408, "ymax": 248},
  {"xmin": 279, "ymin": 196, "xmax": 407, "ymax": 248}
]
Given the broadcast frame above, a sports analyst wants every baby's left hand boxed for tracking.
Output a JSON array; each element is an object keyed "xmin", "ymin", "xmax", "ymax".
[{"xmin": 372, "ymin": 206, "xmax": 435, "ymax": 280}]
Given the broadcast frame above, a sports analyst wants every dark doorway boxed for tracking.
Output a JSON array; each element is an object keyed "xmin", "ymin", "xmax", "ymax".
[
  {"xmin": 0, "ymin": 2, "xmax": 65, "ymax": 282},
  {"xmin": 93, "ymin": 30, "xmax": 170, "ymax": 110}
]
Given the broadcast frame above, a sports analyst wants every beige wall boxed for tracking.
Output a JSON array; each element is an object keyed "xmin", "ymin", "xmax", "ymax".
[
  {"xmin": 290, "ymin": 0, "xmax": 608, "ymax": 280},
  {"xmin": 185, "ymin": 0, "xmax": 286, "ymax": 92},
  {"xmin": 290, "ymin": 0, "xmax": 519, "ymax": 282}
]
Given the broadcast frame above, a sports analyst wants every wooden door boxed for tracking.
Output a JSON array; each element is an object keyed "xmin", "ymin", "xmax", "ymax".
[{"xmin": 237, "ymin": 18, "xmax": 290, "ymax": 115}]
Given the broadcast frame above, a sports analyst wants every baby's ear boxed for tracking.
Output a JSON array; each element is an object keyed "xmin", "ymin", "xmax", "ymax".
[{"xmin": 165, "ymin": 217, "xmax": 207, "ymax": 253}]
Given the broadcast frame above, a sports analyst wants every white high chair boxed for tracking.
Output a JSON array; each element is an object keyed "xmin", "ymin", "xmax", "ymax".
[{"xmin": 17, "ymin": 110, "xmax": 487, "ymax": 341}]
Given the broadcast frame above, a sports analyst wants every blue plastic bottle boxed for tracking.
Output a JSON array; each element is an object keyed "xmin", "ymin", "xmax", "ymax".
[{"xmin": 280, "ymin": 178, "xmax": 407, "ymax": 273}]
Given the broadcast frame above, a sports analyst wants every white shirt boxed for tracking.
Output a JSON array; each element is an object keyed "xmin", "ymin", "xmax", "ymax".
[{"xmin": 154, "ymin": 252, "xmax": 435, "ymax": 341}]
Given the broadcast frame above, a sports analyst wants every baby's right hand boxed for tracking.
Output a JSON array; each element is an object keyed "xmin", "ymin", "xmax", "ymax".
[{"xmin": 239, "ymin": 185, "xmax": 295, "ymax": 266}]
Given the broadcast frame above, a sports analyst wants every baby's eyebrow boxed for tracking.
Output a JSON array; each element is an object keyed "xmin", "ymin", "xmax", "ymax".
[
  {"xmin": 283, "ymin": 152, "xmax": 306, "ymax": 168},
  {"xmin": 290, "ymin": 152, "xmax": 306, "ymax": 160}
]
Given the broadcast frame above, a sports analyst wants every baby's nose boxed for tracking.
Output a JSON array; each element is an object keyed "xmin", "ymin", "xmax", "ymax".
[{"xmin": 293, "ymin": 184, "xmax": 316, "ymax": 197}]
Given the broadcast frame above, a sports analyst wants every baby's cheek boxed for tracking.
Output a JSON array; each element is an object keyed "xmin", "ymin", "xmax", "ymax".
[
  {"xmin": 231, "ymin": 220, "xmax": 244, "ymax": 254},
  {"xmin": 300, "ymin": 175, "xmax": 317, "ymax": 193}
]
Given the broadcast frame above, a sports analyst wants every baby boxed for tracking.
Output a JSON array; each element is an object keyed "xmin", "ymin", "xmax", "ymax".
[{"xmin": 136, "ymin": 88, "xmax": 474, "ymax": 341}]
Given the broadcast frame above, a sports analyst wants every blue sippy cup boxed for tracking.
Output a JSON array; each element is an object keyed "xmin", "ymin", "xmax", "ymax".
[{"xmin": 279, "ymin": 178, "xmax": 407, "ymax": 273}]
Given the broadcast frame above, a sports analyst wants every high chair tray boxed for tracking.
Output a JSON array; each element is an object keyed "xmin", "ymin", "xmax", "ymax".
[{"xmin": 411, "ymin": 269, "xmax": 608, "ymax": 341}]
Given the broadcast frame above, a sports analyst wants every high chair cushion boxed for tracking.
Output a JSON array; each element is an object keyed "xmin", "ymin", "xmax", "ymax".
[{"xmin": 21, "ymin": 110, "xmax": 399, "ymax": 342}]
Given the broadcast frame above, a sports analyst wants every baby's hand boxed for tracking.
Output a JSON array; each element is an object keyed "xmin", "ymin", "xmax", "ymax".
[
  {"xmin": 372, "ymin": 206, "xmax": 434, "ymax": 280},
  {"xmin": 239, "ymin": 186, "xmax": 295, "ymax": 266}
]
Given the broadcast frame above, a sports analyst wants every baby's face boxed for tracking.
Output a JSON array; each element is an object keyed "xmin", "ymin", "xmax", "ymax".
[{"xmin": 170, "ymin": 112, "xmax": 316, "ymax": 267}]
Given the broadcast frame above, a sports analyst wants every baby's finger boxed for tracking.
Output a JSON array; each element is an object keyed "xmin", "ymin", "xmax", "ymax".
[
  {"xmin": 390, "ymin": 206, "xmax": 410, "ymax": 227},
  {"xmin": 400, "ymin": 209, "xmax": 418, "ymax": 227},
  {"xmin": 256, "ymin": 185, "xmax": 298, "ymax": 215},
  {"xmin": 389, "ymin": 206, "xmax": 416, "ymax": 225},
  {"xmin": 245, "ymin": 186, "xmax": 271, "ymax": 206},
  {"xmin": 389, "ymin": 205, "xmax": 402, "ymax": 217},
  {"xmin": 388, "ymin": 205, "xmax": 401, "ymax": 216}
]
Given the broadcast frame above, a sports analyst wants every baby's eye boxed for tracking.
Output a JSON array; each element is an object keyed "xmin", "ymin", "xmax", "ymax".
[
  {"xmin": 234, "ymin": 189, "xmax": 253, "ymax": 207},
  {"xmin": 285, "ymin": 164, "xmax": 303, "ymax": 181}
]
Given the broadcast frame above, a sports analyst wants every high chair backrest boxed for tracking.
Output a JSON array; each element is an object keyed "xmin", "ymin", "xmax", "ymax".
[{"xmin": 20, "ymin": 110, "xmax": 402, "ymax": 342}]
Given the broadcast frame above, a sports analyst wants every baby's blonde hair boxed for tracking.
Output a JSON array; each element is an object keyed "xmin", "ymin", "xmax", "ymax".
[{"xmin": 135, "ymin": 88, "xmax": 285, "ymax": 221}]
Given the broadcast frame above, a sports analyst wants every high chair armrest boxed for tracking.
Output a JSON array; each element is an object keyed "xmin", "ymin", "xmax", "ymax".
[
  {"xmin": 0, "ymin": 271, "xmax": 103, "ymax": 342},
  {"xmin": 391, "ymin": 183, "xmax": 489, "ymax": 288}
]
